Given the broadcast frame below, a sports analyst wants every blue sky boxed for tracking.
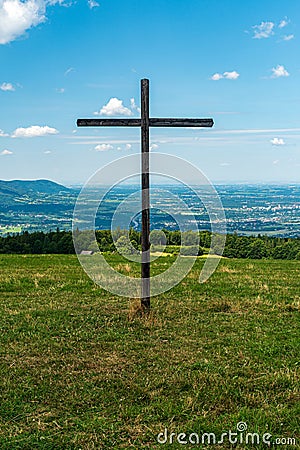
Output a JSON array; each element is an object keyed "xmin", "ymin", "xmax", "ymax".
[{"xmin": 0, "ymin": 0, "xmax": 299, "ymax": 184}]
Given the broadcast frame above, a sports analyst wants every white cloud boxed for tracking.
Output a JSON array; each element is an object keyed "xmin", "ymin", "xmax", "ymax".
[
  {"xmin": 211, "ymin": 71, "xmax": 239, "ymax": 80},
  {"xmin": 283, "ymin": 34, "xmax": 294, "ymax": 41},
  {"xmin": 88, "ymin": 0, "xmax": 99, "ymax": 8},
  {"xmin": 271, "ymin": 137, "xmax": 285, "ymax": 146},
  {"xmin": 271, "ymin": 65, "xmax": 289, "ymax": 78},
  {"xmin": 12, "ymin": 125, "xmax": 59, "ymax": 137},
  {"xmin": 56, "ymin": 87, "xmax": 65, "ymax": 93},
  {"xmin": 0, "ymin": 0, "xmax": 47, "ymax": 45},
  {"xmin": 1, "ymin": 149, "xmax": 13, "ymax": 155},
  {"xmin": 0, "ymin": 1, "xmax": 101, "ymax": 45},
  {"xmin": 220, "ymin": 162, "xmax": 230, "ymax": 166},
  {"xmin": 223, "ymin": 71, "xmax": 239, "ymax": 80},
  {"xmin": 130, "ymin": 98, "xmax": 141, "ymax": 114},
  {"xmin": 94, "ymin": 97, "xmax": 142, "ymax": 116},
  {"xmin": 95, "ymin": 143, "xmax": 113, "ymax": 151},
  {"xmin": 125, "ymin": 143, "xmax": 132, "ymax": 150},
  {"xmin": 278, "ymin": 18, "xmax": 289, "ymax": 29},
  {"xmin": 273, "ymin": 159, "xmax": 279, "ymax": 165},
  {"xmin": 44, "ymin": 149, "xmax": 52, "ymax": 154},
  {"xmin": 0, "ymin": 82, "xmax": 15, "ymax": 91},
  {"xmin": 211, "ymin": 73, "xmax": 223, "ymax": 81},
  {"xmin": 95, "ymin": 98, "xmax": 133, "ymax": 116},
  {"xmin": 0, "ymin": 128, "xmax": 8, "ymax": 136},
  {"xmin": 252, "ymin": 21, "xmax": 275, "ymax": 39}
]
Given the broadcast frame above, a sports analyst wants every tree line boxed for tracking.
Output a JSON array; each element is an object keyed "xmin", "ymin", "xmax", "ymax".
[{"xmin": 0, "ymin": 228, "xmax": 300, "ymax": 260}]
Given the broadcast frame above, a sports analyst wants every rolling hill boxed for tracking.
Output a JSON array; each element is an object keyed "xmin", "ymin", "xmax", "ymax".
[
  {"xmin": 0, "ymin": 179, "xmax": 71, "ymax": 197},
  {"xmin": 0, "ymin": 179, "xmax": 73, "ymax": 206}
]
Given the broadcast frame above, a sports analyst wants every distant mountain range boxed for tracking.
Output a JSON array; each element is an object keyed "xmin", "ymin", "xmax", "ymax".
[
  {"xmin": 0, "ymin": 179, "xmax": 74, "ymax": 211},
  {"xmin": 0, "ymin": 179, "xmax": 71, "ymax": 197}
]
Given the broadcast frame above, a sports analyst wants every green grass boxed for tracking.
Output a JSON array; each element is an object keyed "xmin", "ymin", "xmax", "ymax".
[{"xmin": 0, "ymin": 254, "xmax": 299, "ymax": 449}]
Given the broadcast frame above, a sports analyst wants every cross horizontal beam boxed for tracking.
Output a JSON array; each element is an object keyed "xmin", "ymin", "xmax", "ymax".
[
  {"xmin": 77, "ymin": 118, "xmax": 141, "ymax": 127},
  {"xmin": 77, "ymin": 118, "xmax": 214, "ymax": 128},
  {"xmin": 150, "ymin": 118, "xmax": 213, "ymax": 127}
]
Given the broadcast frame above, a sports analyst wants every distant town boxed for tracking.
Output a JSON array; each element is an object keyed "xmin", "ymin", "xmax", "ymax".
[{"xmin": 0, "ymin": 180, "xmax": 300, "ymax": 238}]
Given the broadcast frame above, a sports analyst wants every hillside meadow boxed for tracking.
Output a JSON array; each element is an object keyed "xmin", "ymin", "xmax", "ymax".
[{"xmin": 0, "ymin": 254, "xmax": 299, "ymax": 449}]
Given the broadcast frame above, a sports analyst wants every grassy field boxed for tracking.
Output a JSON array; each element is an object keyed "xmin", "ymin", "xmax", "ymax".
[
  {"xmin": 0, "ymin": 226, "xmax": 22, "ymax": 235},
  {"xmin": 0, "ymin": 254, "xmax": 299, "ymax": 449}
]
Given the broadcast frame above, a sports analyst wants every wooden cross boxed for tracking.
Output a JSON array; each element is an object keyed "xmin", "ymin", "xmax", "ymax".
[{"xmin": 77, "ymin": 78, "xmax": 214, "ymax": 311}]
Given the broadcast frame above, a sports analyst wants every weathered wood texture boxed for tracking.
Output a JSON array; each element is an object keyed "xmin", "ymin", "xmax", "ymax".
[
  {"xmin": 150, "ymin": 118, "xmax": 213, "ymax": 127},
  {"xmin": 77, "ymin": 119, "xmax": 141, "ymax": 127},
  {"xmin": 77, "ymin": 118, "xmax": 213, "ymax": 128},
  {"xmin": 141, "ymin": 79, "xmax": 150, "ymax": 310}
]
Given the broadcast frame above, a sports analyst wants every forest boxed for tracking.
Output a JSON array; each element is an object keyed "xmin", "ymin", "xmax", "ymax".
[{"xmin": 0, "ymin": 228, "xmax": 300, "ymax": 260}]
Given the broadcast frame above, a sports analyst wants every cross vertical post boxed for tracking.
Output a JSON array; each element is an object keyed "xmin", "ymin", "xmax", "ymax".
[
  {"xmin": 77, "ymin": 78, "xmax": 214, "ymax": 311},
  {"xmin": 141, "ymin": 79, "xmax": 150, "ymax": 310}
]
